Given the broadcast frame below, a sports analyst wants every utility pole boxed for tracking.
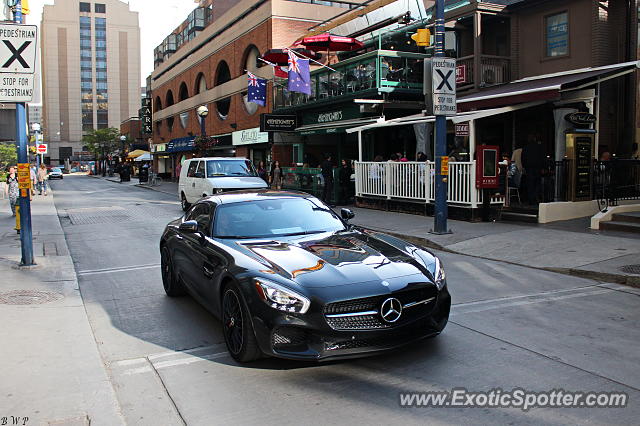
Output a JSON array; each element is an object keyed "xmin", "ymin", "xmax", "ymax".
[
  {"xmin": 13, "ymin": 0, "xmax": 34, "ymax": 265},
  {"xmin": 432, "ymin": 0, "xmax": 451, "ymax": 234}
]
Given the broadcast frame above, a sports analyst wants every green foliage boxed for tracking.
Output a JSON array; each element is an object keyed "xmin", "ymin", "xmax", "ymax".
[
  {"xmin": 0, "ymin": 171, "xmax": 7, "ymax": 182},
  {"xmin": 0, "ymin": 142, "xmax": 17, "ymax": 170},
  {"xmin": 82, "ymin": 128, "xmax": 122, "ymax": 157}
]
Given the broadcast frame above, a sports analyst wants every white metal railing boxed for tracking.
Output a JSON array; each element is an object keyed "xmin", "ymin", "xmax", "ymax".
[{"xmin": 355, "ymin": 161, "xmax": 503, "ymax": 207}]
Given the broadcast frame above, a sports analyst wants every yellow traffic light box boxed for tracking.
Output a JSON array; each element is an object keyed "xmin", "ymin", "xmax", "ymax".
[{"xmin": 411, "ymin": 28, "xmax": 431, "ymax": 46}]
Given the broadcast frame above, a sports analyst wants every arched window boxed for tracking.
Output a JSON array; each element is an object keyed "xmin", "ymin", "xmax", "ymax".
[
  {"xmin": 155, "ymin": 96, "xmax": 162, "ymax": 111},
  {"xmin": 216, "ymin": 98, "xmax": 231, "ymax": 120},
  {"xmin": 167, "ymin": 116, "xmax": 174, "ymax": 132},
  {"xmin": 215, "ymin": 61, "xmax": 231, "ymax": 87},
  {"xmin": 241, "ymin": 45, "xmax": 262, "ymax": 74},
  {"xmin": 194, "ymin": 72, "xmax": 207, "ymax": 94},
  {"xmin": 178, "ymin": 82, "xmax": 189, "ymax": 101},
  {"xmin": 165, "ymin": 90, "xmax": 175, "ymax": 107}
]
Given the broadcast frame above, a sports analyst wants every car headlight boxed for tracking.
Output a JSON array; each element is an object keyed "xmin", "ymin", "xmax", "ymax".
[
  {"xmin": 254, "ymin": 278, "xmax": 310, "ymax": 314},
  {"xmin": 434, "ymin": 257, "xmax": 446, "ymax": 290}
]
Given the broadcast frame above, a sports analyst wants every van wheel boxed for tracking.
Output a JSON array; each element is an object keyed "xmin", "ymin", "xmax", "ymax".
[{"xmin": 181, "ymin": 193, "xmax": 191, "ymax": 211}]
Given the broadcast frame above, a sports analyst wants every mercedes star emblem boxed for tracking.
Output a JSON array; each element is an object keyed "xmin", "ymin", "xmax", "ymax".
[{"xmin": 380, "ymin": 297, "xmax": 403, "ymax": 323}]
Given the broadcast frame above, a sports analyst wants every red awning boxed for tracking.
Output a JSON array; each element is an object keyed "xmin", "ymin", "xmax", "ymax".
[
  {"xmin": 458, "ymin": 62, "xmax": 639, "ymax": 112},
  {"xmin": 295, "ymin": 33, "xmax": 364, "ymax": 52}
]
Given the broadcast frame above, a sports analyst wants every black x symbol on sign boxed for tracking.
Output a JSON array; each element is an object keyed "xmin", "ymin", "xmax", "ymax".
[
  {"xmin": 2, "ymin": 40, "xmax": 31, "ymax": 69},
  {"xmin": 435, "ymin": 69, "xmax": 453, "ymax": 91}
]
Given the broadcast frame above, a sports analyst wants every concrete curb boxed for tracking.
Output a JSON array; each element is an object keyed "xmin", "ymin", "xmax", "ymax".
[
  {"xmin": 134, "ymin": 183, "xmax": 176, "ymax": 196},
  {"xmin": 362, "ymin": 226, "xmax": 640, "ymax": 289}
]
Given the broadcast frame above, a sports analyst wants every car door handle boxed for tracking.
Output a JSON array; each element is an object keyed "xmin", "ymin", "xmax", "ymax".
[{"xmin": 203, "ymin": 264, "xmax": 215, "ymax": 278}]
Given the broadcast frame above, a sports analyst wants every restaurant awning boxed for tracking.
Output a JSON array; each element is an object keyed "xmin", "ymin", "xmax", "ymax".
[
  {"xmin": 127, "ymin": 149, "xmax": 149, "ymax": 159},
  {"xmin": 134, "ymin": 153, "xmax": 152, "ymax": 161},
  {"xmin": 296, "ymin": 116, "xmax": 383, "ymax": 135},
  {"xmin": 457, "ymin": 60, "xmax": 640, "ymax": 111}
]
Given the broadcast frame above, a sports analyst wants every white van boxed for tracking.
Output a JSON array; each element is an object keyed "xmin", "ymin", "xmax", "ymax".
[{"xmin": 178, "ymin": 157, "xmax": 268, "ymax": 210}]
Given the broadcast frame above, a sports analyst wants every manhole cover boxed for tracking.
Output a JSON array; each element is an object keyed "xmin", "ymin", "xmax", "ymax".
[
  {"xmin": 0, "ymin": 290, "xmax": 63, "ymax": 305},
  {"xmin": 620, "ymin": 264, "xmax": 640, "ymax": 275}
]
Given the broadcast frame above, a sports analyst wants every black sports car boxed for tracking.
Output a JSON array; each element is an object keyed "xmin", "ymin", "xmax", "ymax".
[{"xmin": 160, "ymin": 190, "xmax": 450, "ymax": 362}]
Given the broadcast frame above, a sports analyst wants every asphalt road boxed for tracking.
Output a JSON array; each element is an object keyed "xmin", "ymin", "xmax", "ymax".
[{"xmin": 50, "ymin": 175, "xmax": 640, "ymax": 425}]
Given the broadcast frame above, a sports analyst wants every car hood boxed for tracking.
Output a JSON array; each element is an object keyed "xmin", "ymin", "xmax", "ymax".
[
  {"xmin": 207, "ymin": 176, "xmax": 267, "ymax": 189},
  {"xmin": 235, "ymin": 230, "xmax": 433, "ymax": 288}
]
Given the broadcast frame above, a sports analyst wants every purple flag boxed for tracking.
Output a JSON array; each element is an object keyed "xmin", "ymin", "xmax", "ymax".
[{"xmin": 287, "ymin": 52, "xmax": 311, "ymax": 95}]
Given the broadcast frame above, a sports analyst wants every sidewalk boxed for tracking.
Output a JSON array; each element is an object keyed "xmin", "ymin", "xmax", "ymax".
[
  {"xmin": 346, "ymin": 207, "xmax": 640, "ymax": 286},
  {"xmin": 0, "ymin": 192, "xmax": 124, "ymax": 425},
  {"xmin": 86, "ymin": 175, "xmax": 640, "ymax": 285}
]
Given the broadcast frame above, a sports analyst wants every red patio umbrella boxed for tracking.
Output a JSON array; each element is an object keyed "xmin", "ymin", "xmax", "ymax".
[
  {"xmin": 260, "ymin": 48, "xmax": 321, "ymax": 66},
  {"xmin": 295, "ymin": 33, "xmax": 364, "ymax": 52}
]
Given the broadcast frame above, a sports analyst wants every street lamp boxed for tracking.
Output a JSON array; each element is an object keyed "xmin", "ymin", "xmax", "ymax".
[
  {"xmin": 196, "ymin": 105, "xmax": 209, "ymax": 137},
  {"xmin": 120, "ymin": 135, "xmax": 127, "ymax": 161}
]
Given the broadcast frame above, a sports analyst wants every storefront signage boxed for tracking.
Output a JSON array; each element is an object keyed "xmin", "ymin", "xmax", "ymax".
[
  {"xmin": 475, "ymin": 145, "xmax": 500, "ymax": 189},
  {"xmin": 455, "ymin": 122, "xmax": 469, "ymax": 137},
  {"xmin": 432, "ymin": 58, "xmax": 457, "ymax": 116},
  {"xmin": 260, "ymin": 114, "xmax": 297, "ymax": 132},
  {"xmin": 232, "ymin": 127, "xmax": 269, "ymax": 146},
  {"xmin": 565, "ymin": 112, "xmax": 596, "ymax": 127},
  {"xmin": 317, "ymin": 111, "xmax": 343, "ymax": 123},
  {"xmin": 166, "ymin": 137, "xmax": 194, "ymax": 153},
  {"xmin": 150, "ymin": 143, "xmax": 166, "ymax": 153},
  {"xmin": 140, "ymin": 98, "xmax": 152, "ymax": 134},
  {"xmin": 302, "ymin": 106, "xmax": 362, "ymax": 126},
  {"xmin": 456, "ymin": 64, "xmax": 466, "ymax": 84}
]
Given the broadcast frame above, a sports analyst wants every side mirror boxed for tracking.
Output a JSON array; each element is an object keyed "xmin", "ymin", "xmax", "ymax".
[
  {"xmin": 179, "ymin": 220, "xmax": 199, "ymax": 233},
  {"xmin": 341, "ymin": 208, "xmax": 355, "ymax": 221}
]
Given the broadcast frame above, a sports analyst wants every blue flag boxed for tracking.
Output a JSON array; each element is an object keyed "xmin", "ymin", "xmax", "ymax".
[
  {"xmin": 247, "ymin": 71, "xmax": 267, "ymax": 106},
  {"xmin": 287, "ymin": 52, "xmax": 311, "ymax": 95}
]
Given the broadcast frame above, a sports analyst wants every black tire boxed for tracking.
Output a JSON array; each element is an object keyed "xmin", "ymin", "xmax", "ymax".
[
  {"xmin": 181, "ymin": 193, "xmax": 191, "ymax": 211},
  {"xmin": 222, "ymin": 282, "xmax": 262, "ymax": 362},
  {"xmin": 161, "ymin": 246, "xmax": 186, "ymax": 297}
]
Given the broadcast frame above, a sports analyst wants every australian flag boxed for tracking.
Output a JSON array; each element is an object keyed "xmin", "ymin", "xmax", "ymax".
[
  {"xmin": 247, "ymin": 71, "xmax": 267, "ymax": 106},
  {"xmin": 287, "ymin": 51, "xmax": 311, "ymax": 95}
]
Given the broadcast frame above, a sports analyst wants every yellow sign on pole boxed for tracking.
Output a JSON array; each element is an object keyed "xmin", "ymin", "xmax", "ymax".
[
  {"xmin": 17, "ymin": 163, "xmax": 31, "ymax": 189},
  {"xmin": 440, "ymin": 156, "xmax": 449, "ymax": 175}
]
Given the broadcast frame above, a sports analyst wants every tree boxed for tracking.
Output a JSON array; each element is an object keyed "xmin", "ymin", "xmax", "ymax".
[
  {"xmin": 83, "ymin": 128, "xmax": 121, "ymax": 158},
  {"xmin": 0, "ymin": 142, "xmax": 17, "ymax": 169}
]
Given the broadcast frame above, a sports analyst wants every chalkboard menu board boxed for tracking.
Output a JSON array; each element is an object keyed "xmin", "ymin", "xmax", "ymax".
[{"xmin": 574, "ymin": 136, "xmax": 593, "ymax": 200}]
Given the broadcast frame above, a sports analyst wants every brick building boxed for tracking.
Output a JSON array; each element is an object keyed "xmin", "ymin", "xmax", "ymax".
[{"xmin": 150, "ymin": 0, "xmax": 365, "ymax": 179}]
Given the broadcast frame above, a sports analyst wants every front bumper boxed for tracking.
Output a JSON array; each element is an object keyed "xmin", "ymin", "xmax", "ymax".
[{"xmin": 250, "ymin": 285, "xmax": 451, "ymax": 361}]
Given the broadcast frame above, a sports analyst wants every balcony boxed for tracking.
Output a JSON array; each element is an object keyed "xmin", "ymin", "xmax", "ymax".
[
  {"xmin": 456, "ymin": 55, "xmax": 511, "ymax": 91},
  {"xmin": 274, "ymin": 50, "xmax": 428, "ymax": 110}
]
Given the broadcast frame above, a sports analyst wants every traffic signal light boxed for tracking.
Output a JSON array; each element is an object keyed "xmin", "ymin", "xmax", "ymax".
[{"xmin": 411, "ymin": 28, "xmax": 431, "ymax": 47}]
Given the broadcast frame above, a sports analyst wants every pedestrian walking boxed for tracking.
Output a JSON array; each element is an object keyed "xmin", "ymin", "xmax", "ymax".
[
  {"xmin": 321, "ymin": 154, "xmax": 334, "ymax": 206},
  {"xmin": 37, "ymin": 164, "xmax": 49, "ymax": 196},
  {"xmin": 270, "ymin": 160, "xmax": 283, "ymax": 190},
  {"xmin": 257, "ymin": 161, "xmax": 268, "ymax": 183},
  {"xmin": 5, "ymin": 166, "xmax": 19, "ymax": 216},
  {"xmin": 338, "ymin": 159, "xmax": 352, "ymax": 205}
]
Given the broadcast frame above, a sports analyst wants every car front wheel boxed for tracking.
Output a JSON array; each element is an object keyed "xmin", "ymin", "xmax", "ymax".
[
  {"xmin": 161, "ymin": 246, "xmax": 186, "ymax": 297},
  {"xmin": 222, "ymin": 282, "xmax": 262, "ymax": 362}
]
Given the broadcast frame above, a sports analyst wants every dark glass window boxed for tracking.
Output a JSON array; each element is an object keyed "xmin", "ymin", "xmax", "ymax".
[
  {"xmin": 80, "ymin": 2, "xmax": 90, "ymax": 12},
  {"xmin": 95, "ymin": 3, "xmax": 106, "ymax": 13},
  {"xmin": 545, "ymin": 12, "xmax": 568, "ymax": 57}
]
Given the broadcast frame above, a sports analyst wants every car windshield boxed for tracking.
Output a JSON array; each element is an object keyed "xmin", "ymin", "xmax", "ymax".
[
  {"xmin": 207, "ymin": 159, "xmax": 257, "ymax": 177},
  {"xmin": 213, "ymin": 198, "xmax": 346, "ymax": 238},
  {"xmin": 52, "ymin": 168, "xmax": 61, "ymax": 172}
]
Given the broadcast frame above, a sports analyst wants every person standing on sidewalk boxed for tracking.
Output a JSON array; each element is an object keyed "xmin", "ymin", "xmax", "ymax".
[
  {"xmin": 37, "ymin": 164, "xmax": 49, "ymax": 196},
  {"xmin": 5, "ymin": 166, "xmax": 19, "ymax": 216},
  {"xmin": 270, "ymin": 160, "xmax": 283, "ymax": 190},
  {"xmin": 338, "ymin": 158, "xmax": 352, "ymax": 205},
  {"xmin": 321, "ymin": 154, "xmax": 334, "ymax": 206}
]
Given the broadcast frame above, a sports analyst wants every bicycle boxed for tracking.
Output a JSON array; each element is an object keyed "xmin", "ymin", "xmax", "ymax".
[{"xmin": 148, "ymin": 172, "xmax": 163, "ymax": 187}]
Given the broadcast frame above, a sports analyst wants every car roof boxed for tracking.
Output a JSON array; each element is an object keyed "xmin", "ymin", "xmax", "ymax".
[
  {"xmin": 199, "ymin": 189, "xmax": 315, "ymax": 205},
  {"xmin": 187, "ymin": 157, "xmax": 248, "ymax": 162}
]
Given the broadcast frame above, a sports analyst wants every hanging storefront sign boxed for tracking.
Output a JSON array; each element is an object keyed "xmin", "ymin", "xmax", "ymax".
[
  {"xmin": 564, "ymin": 112, "xmax": 596, "ymax": 127},
  {"xmin": 455, "ymin": 122, "xmax": 469, "ymax": 137},
  {"xmin": 166, "ymin": 137, "xmax": 195, "ymax": 153},
  {"xmin": 232, "ymin": 127, "xmax": 269, "ymax": 146},
  {"xmin": 140, "ymin": 97, "xmax": 152, "ymax": 134},
  {"xmin": 260, "ymin": 114, "xmax": 297, "ymax": 132}
]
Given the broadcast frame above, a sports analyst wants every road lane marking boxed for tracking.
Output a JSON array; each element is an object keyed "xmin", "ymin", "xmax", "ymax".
[
  {"xmin": 77, "ymin": 263, "xmax": 160, "ymax": 276},
  {"xmin": 453, "ymin": 287, "xmax": 612, "ymax": 315}
]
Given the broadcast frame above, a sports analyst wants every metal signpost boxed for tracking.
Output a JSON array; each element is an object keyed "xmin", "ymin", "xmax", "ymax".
[
  {"xmin": 431, "ymin": 0, "xmax": 455, "ymax": 234},
  {"xmin": 1, "ymin": 2, "xmax": 36, "ymax": 265}
]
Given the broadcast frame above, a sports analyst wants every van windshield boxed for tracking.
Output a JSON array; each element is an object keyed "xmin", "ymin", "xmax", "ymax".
[{"xmin": 206, "ymin": 159, "xmax": 258, "ymax": 177}]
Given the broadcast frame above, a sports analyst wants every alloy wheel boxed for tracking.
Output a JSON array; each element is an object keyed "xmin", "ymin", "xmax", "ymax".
[
  {"xmin": 161, "ymin": 248, "xmax": 172, "ymax": 292},
  {"xmin": 223, "ymin": 289, "xmax": 244, "ymax": 355}
]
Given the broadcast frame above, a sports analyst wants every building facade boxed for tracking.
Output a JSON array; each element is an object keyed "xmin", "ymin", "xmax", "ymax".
[
  {"xmin": 150, "ymin": 0, "xmax": 366, "ymax": 179},
  {"xmin": 40, "ymin": 0, "xmax": 141, "ymax": 164}
]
